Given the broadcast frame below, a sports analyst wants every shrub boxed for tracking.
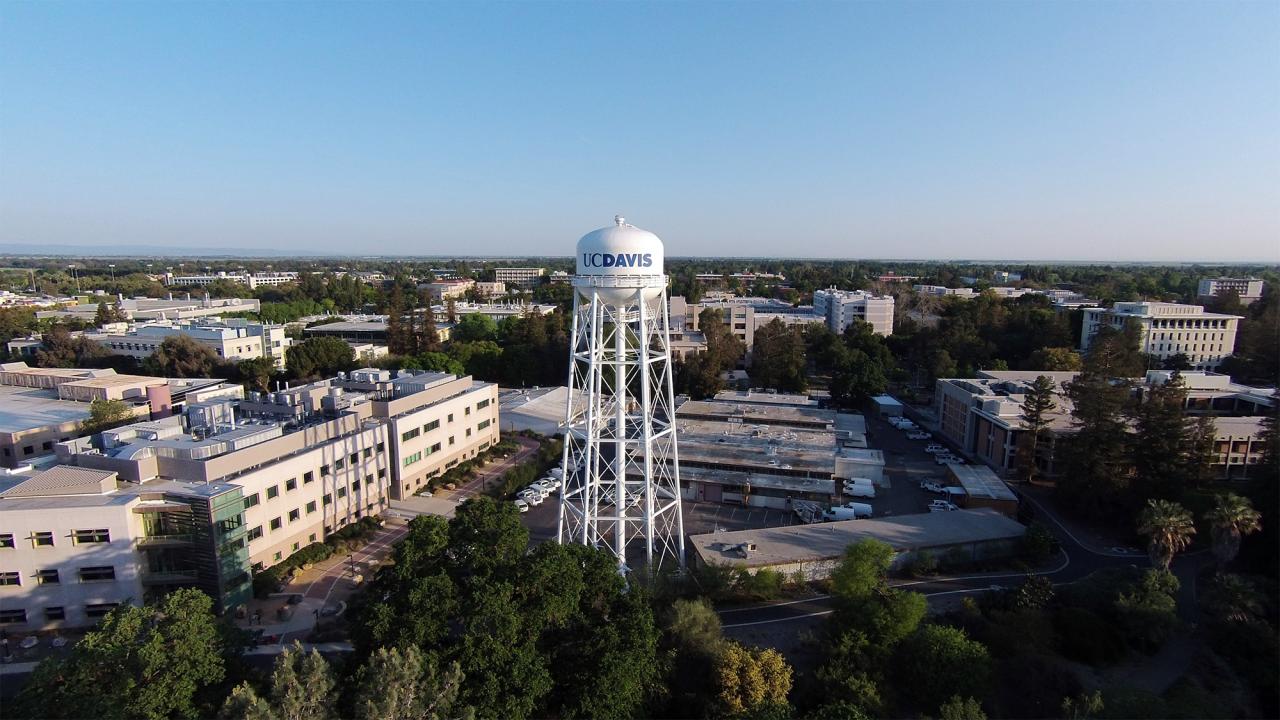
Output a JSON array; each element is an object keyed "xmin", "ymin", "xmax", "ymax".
[
  {"xmin": 1020, "ymin": 522, "xmax": 1059, "ymax": 563},
  {"xmin": 1052, "ymin": 606, "xmax": 1126, "ymax": 664},
  {"xmin": 905, "ymin": 552, "xmax": 938, "ymax": 577},
  {"xmin": 735, "ymin": 568, "xmax": 785, "ymax": 601}
]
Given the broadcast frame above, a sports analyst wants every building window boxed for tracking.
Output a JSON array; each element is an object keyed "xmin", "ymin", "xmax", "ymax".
[
  {"xmin": 244, "ymin": 493, "xmax": 261, "ymax": 509},
  {"xmin": 349, "ymin": 452, "xmax": 359, "ymax": 464},
  {"xmin": 0, "ymin": 534, "xmax": 13, "ymax": 549},
  {"xmin": 335, "ymin": 458, "xmax": 346, "ymax": 470},
  {"xmin": 363, "ymin": 448, "xmax": 372, "ymax": 459},
  {"xmin": 323, "ymin": 493, "xmax": 333, "ymax": 505},
  {"xmin": 44, "ymin": 606, "xmax": 65, "ymax": 621},
  {"xmin": 401, "ymin": 428, "xmax": 420, "ymax": 442},
  {"xmin": 424, "ymin": 419, "xmax": 440, "ymax": 432},
  {"xmin": 449, "ymin": 436, "xmax": 455, "ymax": 446},
  {"xmin": 303, "ymin": 471, "xmax": 315, "ymax": 484},
  {"xmin": 403, "ymin": 451, "xmax": 422, "ymax": 467},
  {"xmin": 247, "ymin": 526, "xmax": 263, "ymax": 542},
  {"xmin": 285, "ymin": 478, "xmax": 297, "ymax": 492},
  {"xmin": 84, "ymin": 603, "xmax": 119, "ymax": 619},
  {"xmin": 376, "ymin": 442, "xmax": 385, "ymax": 453},
  {"xmin": 447, "ymin": 413, "xmax": 454, "ymax": 423},
  {"xmin": 365, "ymin": 474, "xmax": 374, "ymax": 486},
  {"xmin": 269, "ymin": 517, "xmax": 282, "ymax": 531},
  {"xmin": 72, "ymin": 529, "xmax": 110, "ymax": 544},
  {"xmin": 321, "ymin": 464, "xmax": 331, "ymax": 476},
  {"xmin": 306, "ymin": 501, "xmax": 317, "ymax": 514},
  {"xmin": 0, "ymin": 572, "xmax": 20, "ymax": 586},
  {"xmin": 378, "ymin": 468, "xmax": 387, "ymax": 479},
  {"xmin": 32, "ymin": 532, "xmax": 54, "ymax": 548},
  {"xmin": 273, "ymin": 552, "xmax": 282, "ymax": 562},
  {"xmin": 465, "ymin": 407, "xmax": 471, "ymax": 416},
  {"xmin": 36, "ymin": 569, "xmax": 59, "ymax": 585},
  {"xmin": 0, "ymin": 609, "xmax": 27, "ymax": 624},
  {"xmin": 288, "ymin": 509, "xmax": 300, "ymax": 522},
  {"xmin": 466, "ymin": 428, "xmax": 472, "ymax": 437},
  {"xmin": 267, "ymin": 485, "xmax": 280, "ymax": 499},
  {"xmin": 292, "ymin": 542, "xmax": 300, "ymax": 552},
  {"xmin": 478, "ymin": 419, "xmax": 491, "ymax": 431},
  {"xmin": 337, "ymin": 487, "xmax": 347, "ymax": 499},
  {"xmin": 477, "ymin": 399, "xmax": 490, "ymax": 410},
  {"xmin": 78, "ymin": 566, "xmax": 116, "ymax": 582}
]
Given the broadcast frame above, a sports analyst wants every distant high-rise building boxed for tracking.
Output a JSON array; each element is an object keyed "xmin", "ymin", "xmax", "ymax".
[
  {"xmin": 813, "ymin": 288, "xmax": 895, "ymax": 336},
  {"xmin": 1198, "ymin": 277, "xmax": 1264, "ymax": 305},
  {"xmin": 494, "ymin": 267, "xmax": 546, "ymax": 290}
]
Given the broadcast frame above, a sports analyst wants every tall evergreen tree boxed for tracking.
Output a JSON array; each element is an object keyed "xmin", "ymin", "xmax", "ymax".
[
  {"xmin": 386, "ymin": 283, "xmax": 408, "ymax": 355},
  {"xmin": 1015, "ymin": 375, "xmax": 1056, "ymax": 483},
  {"xmin": 1058, "ymin": 371, "xmax": 1132, "ymax": 519},
  {"xmin": 1130, "ymin": 373, "xmax": 1190, "ymax": 500}
]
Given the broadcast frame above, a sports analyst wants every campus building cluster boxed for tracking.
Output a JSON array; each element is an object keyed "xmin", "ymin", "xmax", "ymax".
[
  {"xmin": 1081, "ymin": 301, "xmax": 1241, "ymax": 371},
  {"xmin": 0, "ymin": 368, "xmax": 499, "ymax": 632}
]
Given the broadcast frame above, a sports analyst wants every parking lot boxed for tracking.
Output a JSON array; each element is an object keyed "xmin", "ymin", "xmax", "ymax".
[{"xmin": 513, "ymin": 411, "xmax": 972, "ymax": 546}]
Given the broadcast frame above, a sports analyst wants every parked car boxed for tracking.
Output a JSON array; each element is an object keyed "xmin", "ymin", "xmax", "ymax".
[
  {"xmin": 924, "ymin": 444, "xmax": 946, "ymax": 454},
  {"xmin": 533, "ymin": 479, "xmax": 555, "ymax": 493},
  {"xmin": 907, "ymin": 432, "xmax": 932, "ymax": 440},
  {"xmin": 843, "ymin": 483, "xmax": 875, "ymax": 499},
  {"xmin": 519, "ymin": 489, "xmax": 544, "ymax": 505},
  {"xmin": 935, "ymin": 454, "xmax": 958, "ymax": 465},
  {"xmin": 928, "ymin": 500, "xmax": 959, "ymax": 512},
  {"xmin": 919, "ymin": 480, "xmax": 946, "ymax": 494},
  {"xmin": 514, "ymin": 499, "xmax": 530, "ymax": 513},
  {"xmin": 540, "ymin": 476, "xmax": 562, "ymax": 490}
]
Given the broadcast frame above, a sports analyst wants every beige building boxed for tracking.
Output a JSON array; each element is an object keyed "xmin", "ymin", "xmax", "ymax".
[
  {"xmin": 494, "ymin": 267, "xmax": 545, "ymax": 290},
  {"xmin": 813, "ymin": 288, "xmax": 895, "ymax": 336},
  {"xmin": 98, "ymin": 323, "xmax": 269, "ymax": 365},
  {"xmin": 1081, "ymin": 302, "xmax": 1241, "ymax": 371},
  {"xmin": 424, "ymin": 279, "xmax": 475, "ymax": 301},
  {"xmin": 1198, "ymin": 277, "xmax": 1264, "ymax": 304}
]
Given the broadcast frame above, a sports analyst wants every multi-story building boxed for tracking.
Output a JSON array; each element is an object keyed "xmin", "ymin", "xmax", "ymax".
[
  {"xmin": 0, "ymin": 466, "xmax": 251, "ymax": 632},
  {"xmin": 433, "ymin": 301, "xmax": 557, "ymax": 324},
  {"xmin": 913, "ymin": 285, "xmax": 976, "ymax": 298},
  {"xmin": 1198, "ymin": 277, "xmax": 1264, "ymax": 305},
  {"xmin": 36, "ymin": 296, "xmax": 261, "ymax": 324},
  {"xmin": 0, "ymin": 362, "xmax": 235, "ymax": 469},
  {"xmin": 494, "ymin": 267, "xmax": 545, "ymax": 290},
  {"xmin": 993, "ymin": 271, "xmax": 1022, "ymax": 283},
  {"xmin": 163, "ymin": 271, "xmax": 299, "ymax": 289},
  {"xmin": 474, "ymin": 281, "xmax": 506, "ymax": 299},
  {"xmin": 813, "ymin": 288, "xmax": 895, "ymax": 336},
  {"xmin": 423, "ymin": 278, "xmax": 475, "ymax": 301},
  {"xmin": 934, "ymin": 369, "xmax": 1273, "ymax": 480},
  {"xmin": 216, "ymin": 318, "xmax": 292, "ymax": 369},
  {"xmin": 98, "ymin": 323, "xmax": 268, "ymax": 365},
  {"xmin": 669, "ymin": 296, "xmax": 820, "ymax": 350},
  {"xmin": 1081, "ymin": 302, "xmax": 1241, "ymax": 371}
]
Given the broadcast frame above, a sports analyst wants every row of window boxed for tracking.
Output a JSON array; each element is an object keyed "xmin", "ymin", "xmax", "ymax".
[
  {"xmin": 0, "ymin": 603, "xmax": 120, "ymax": 624},
  {"xmin": 0, "ymin": 566, "xmax": 116, "ymax": 586},
  {"xmin": 0, "ymin": 529, "xmax": 110, "ymax": 550},
  {"xmin": 4, "ymin": 438, "xmax": 57, "ymax": 458},
  {"xmin": 253, "ymin": 500, "xmax": 386, "ymax": 567},
  {"xmin": 242, "ymin": 444, "xmax": 387, "ymax": 510},
  {"xmin": 246, "ymin": 475, "xmax": 385, "ymax": 543}
]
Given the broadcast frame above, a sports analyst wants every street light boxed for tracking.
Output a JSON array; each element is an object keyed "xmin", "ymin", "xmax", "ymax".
[
  {"xmin": 67, "ymin": 265, "xmax": 80, "ymax": 293},
  {"xmin": 108, "ymin": 264, "xmax": 116, "ymax": 282}
]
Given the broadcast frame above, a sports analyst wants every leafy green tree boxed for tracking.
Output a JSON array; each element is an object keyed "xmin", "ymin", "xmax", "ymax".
[
  {"xmin": 237, "ymin": 356, "xmax": 277, "ymax": 393},
  {"xmin": 35, "ymin": 323, "xmax": 112, "ymax": 368},
  {"xmin": 350, "ymin": 645, "xmax": 468, "ymax": 720},
  {"xmin": 1204, "ymin": 493, "xmax": 1262, "ymax": 568},
  {"xmin": 81, "ymin": 398, "xmax": 138, "ymax": 435},
  {"xmin": 416, "ymin": 350, "xmax": 467, "ymax": 376},
  {"xmin": 1184, "ymin": 414, "xmax": 1218, "ymax": 487},
  {"xmin": 447, "ymin": 340, "xmax": 505, "ymax": 381},
  {"xmin": 452, "ymin": 312, "xmax": 499, "ymax": 342},
  {"xmin": 274, "ymin": 643, "xmax": 336, "ymax": 720},
  {"xmin": 751, "ymin": 318, "xmax": 807, "ymax": 392},
  {"xmin": 829, "ymin": 539, "xmax": 894, "ymax": 602},
  {"xmin": 1027, "ymin": 346, "xmax": 1082, "ymax": 371},
  {"xmin": 217, "ymin": 683, "xmax": 275, "ymax": 720},
  {"xmin": 94, "ymin": 299, "xmax": 127, "ymax": 326},
  {"xmin": 145, "ymin": 334, "xmax": 222, "ymax": 378},
  {"xmin": 457, "ymin": 581, "xmax": 553, "ymax": 718},
  {"xmin": 1113, "ymin": 570, "xmax": 1180, "ymax": 652},
  {"xmin": 1137, "ymin": 499, "xmax": 1196, "ymax": 571},
  {"xmin": 939, "ymin": 695, "xmax": 988, "ymax": 720},
  {"xmin": 285, "ymin": 336, "xmax": 355, "ymax": 380},
  {"xmin": 713, "ymin": 642, "xmax": 794, "ymax": 717},
  {"xmin": 17, "ymin": 588, "xmax": 227, "ymax": 720},
  {"xmin": 1058, "ymin": 361, "xmax": 1132, "ymax": 519},
  {"xmin": 890, "ymin": 625, "xmax": 992, "ymax": 714},
  {"xmin": 1015, "ymin": 375, "xmax": 1056, "ymax": 482}
]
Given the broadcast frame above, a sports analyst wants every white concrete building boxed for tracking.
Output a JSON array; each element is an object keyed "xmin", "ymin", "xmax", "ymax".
[
  {"xmin": 1081, "ymin": 302, "xmax": 1241, "ymax": 371},
  {"xmin": 164, "ymin": 271, "xmax": 298, "ymax": 289},
  {"xmin": 494, "ymin": 267, "xmax": 545, "ymax": 289},
  {"xmin": 98, "ymin": 323, "xmax": 268, "ymax": 365},
  {"xmin": 813, "ymin": 288, "xmax": 895, "ymax": 336},
  {"xmin": 1198, "ymin": 277, "xmax": 1264, "ymax": 305}
]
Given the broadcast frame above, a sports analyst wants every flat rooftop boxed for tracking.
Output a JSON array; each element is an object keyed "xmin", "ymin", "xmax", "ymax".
[
  {"xmin": 678, "ymin": 399, "xmax": 836, "ymax": 428},
  {"xmin": 713, "ymin": 390, "xmax": 817, "ymax": 407},
  {"xmin": 946, "ymin": 464, "xmax": 1018, "ymax": 503},
  {"xmin": 690, "ymin": 509, "xmax": 1026, "ymax": 569},
  {"xmin": 0, "ymin": 385, "xmax": 96, "ymax": 433}
]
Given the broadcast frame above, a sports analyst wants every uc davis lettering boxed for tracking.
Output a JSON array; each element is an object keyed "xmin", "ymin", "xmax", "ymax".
[{"xmin": 582, "ymin": 252, "xmax": 654, "ymax": 268}]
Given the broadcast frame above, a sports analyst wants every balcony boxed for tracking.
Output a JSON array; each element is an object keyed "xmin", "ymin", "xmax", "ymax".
[{"xmin": 137, "ymin": 534, "xmax": 196, "ymax": 548}]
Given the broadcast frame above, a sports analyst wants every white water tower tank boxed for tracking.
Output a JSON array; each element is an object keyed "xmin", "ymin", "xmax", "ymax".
[{"xmin": 574, "ymin": 216, "xmax": 666, "ymax": 304}]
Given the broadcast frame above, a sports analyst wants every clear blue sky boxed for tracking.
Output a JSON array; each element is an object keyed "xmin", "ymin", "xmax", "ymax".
[{"xmin": 2, "ymin": 1, "xmax": 1277, "ymax": 261}]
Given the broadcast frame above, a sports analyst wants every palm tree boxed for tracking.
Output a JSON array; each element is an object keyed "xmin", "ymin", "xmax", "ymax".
[
  {"xmin": 1137, "ymin": 499, "xmax": 1196, "ymax": 571},
  {"xmin": 1204, "ymin": 493, "xmax": 1262, "ymax": 568}
]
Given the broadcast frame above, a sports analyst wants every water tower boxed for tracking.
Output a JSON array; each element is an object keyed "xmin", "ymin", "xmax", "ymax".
[{"xmin": 557, "ymin": 216, "xmax": 685, "ymax": 571}]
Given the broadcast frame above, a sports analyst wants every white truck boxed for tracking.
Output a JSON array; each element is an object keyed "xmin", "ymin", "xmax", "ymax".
[
  {"xmin": 843, "ymin": 483, "xmax": 875, "ymax": 498},
  {"xmin": 822, "ymin": 503, "xmax": 873, "ymax": 521}
]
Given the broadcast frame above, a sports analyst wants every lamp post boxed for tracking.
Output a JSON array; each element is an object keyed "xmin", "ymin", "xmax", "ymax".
[{"xmin": 108, "ymin": 264, "xmax": 116, "ymax": 282}]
